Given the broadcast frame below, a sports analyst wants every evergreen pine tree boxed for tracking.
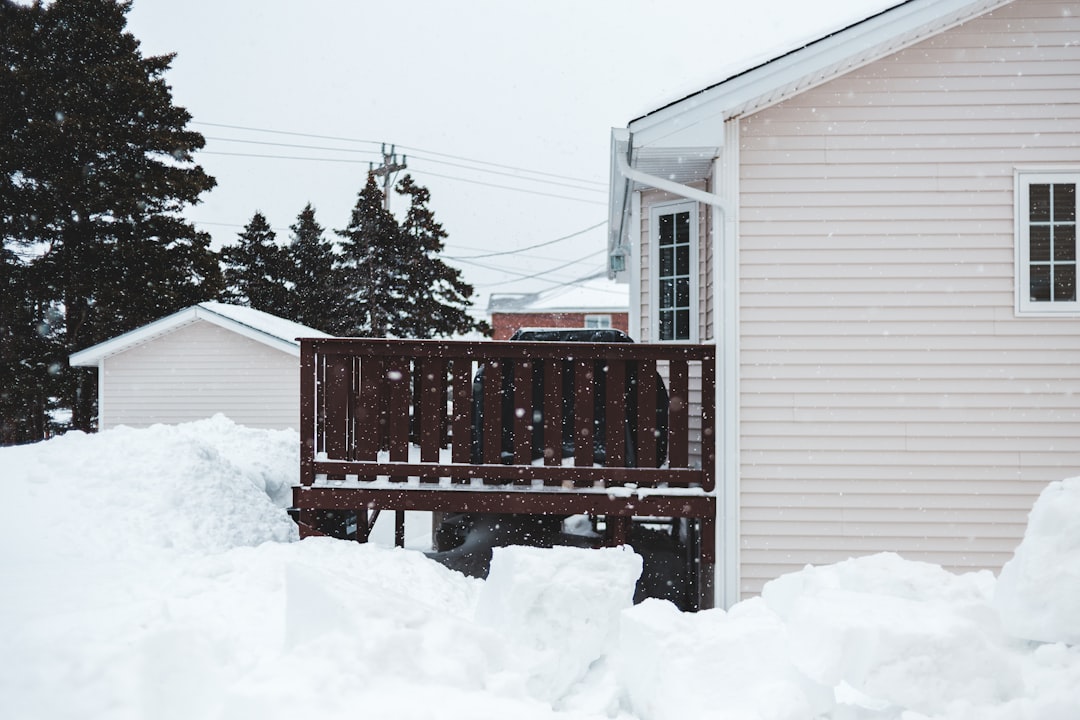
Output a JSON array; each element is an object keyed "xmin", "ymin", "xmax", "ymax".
[
  {"xmin": 281, "ymin": 204, "xmax": 344, "ymax": 334},
  {"xmin": 0, "ymin": 246, "xmax": 57, "ymax": 444},
  {"xmin": 395, "ymin": 175, "xmax": 490, "ymax": 338},
  {"xmin": 220, "ymin": 211, "xmax": 290, "ymax": 314},
  {"xmin": 335, "ymin": 173, "xmax": 404, "ymax": 337},
  {"xmin": 1, "ymin": 0, "xmax": 221, "ymax": 434}
]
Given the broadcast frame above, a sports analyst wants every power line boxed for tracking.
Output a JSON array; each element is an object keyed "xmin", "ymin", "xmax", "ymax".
[
  {"xmin": 199, "ymin": 150, "xmax": 605, "ymax": 205},
  {"xmin": 408, "ymin": 154, "xmax": 605, "ymax": 194},
  {"xmin": 195, "ymin": 121, "xmax": 381, "ymax": 146},
  {"xmin": 444, "ymin": 221, "xmax": 606, "ymax": 260},
  {"xmin": 408, "ymin": 168, "xmax": 605, "ymax": 206},
  {"xmin": 204, "ymin": 135, "xmax": 380, "ymax": 156},
  {"xmin": 479, "ymin": 264, "xmax": 610, "ymax": 291},
  {"xmin": 204, "ymin": 135, "xmax": 605, "ymax": 194},
  {"xmin": 395, "ymin": 143, "xmax": 604, "ymax": 187},
  {"xmin": 456, "ymin": 248, "xmax": 608, "ymax": 288},
  {"xmin": 192, "ymin": 120, "xmax": 606, "ymax": 188}
]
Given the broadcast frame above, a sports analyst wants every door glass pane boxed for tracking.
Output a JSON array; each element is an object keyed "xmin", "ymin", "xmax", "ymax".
[
  {"xmin": 1030, "ymin": 184, "xmax": 1051, "ymax": 221},
  {"xmin": 658, "ymin": 214, "xmax": 673, "ymax": 245},
  {"xmin": 675, "ymin": 309, "xmax": 690, "ymax": 341},
  {"xmin": 1054, "ymin": 184, "xmax": 1076, "ymax": 222},
  {"xmin": 660, "ymin": 279, "xmax": 674, "ymax": 308},
  {"xmin": 676, "ymin": 277, "xmax": 689, "ymax": 308},
  {"xmin": 676, "ymin": 245, "xmax": 689, "ymax": 276},
  {"xmin": 659, "ymin": 311, "xmax": 673, "ymax": 341},
  {"xmin": 1054, "ymin": 225, "xmax": 1076, "ymax": 261},
  {"xmin": 1055, "ymin": 264, "xmax": 1076, "ymax": 302},
  {"xmin": 675, "ymin": 212, "xmax": 690, "ymax": 243},
  {"xmin": 1030, "ymin": 226, "xmax": 1051, "ymax": 261},
  {"xmin": 1031, "ymin": 265, "xmax": 1051, "ymax": 301},
  {"xmin": 660, "ymin": 247, "xmax": 674, "ymax": 276}
]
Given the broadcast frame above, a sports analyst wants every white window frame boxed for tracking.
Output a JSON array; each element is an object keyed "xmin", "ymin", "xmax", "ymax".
[
  {"xmin": 1015, "ymin": 169, "xmax": 1080, "ymax": 316},
  {"xmin": 583, "ymin": 314, "xmax": 612, "ymax": 329},
  {"xmin": 649, "ymin": 199, "xmax": 699, "ymax": 342}
]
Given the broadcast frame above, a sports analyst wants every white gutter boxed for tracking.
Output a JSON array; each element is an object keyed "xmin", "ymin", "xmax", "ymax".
[
  {"xmin": 615, "ymin": 150, "xmax": 730, "ymax": 213},
  {"xmin": 614, "ymin": 148, "xmax": 737, "ymax": 608}
]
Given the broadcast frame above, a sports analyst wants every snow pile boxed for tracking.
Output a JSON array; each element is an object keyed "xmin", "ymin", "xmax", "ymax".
[
  {"xmin": 477, "ymin": 545, "xmax": 641, "ymax": 702},
  {"xmin": 762, "ymin": 555, "xmax": 1019, "ymax": 716},
  {"xmin": 2, "ymin": 413, "xmax": 297, "ymax": 561},
  {"xmin": 2, "ymin": 419, "xmax": 1080, "ymax": 719},
  {"xmin": 617, "ymin": 597, "xmax": 830, "ymax": 720},
  {"xmin": 995, "ymin": 476, "xmax": 1080, "ymax": 646}
]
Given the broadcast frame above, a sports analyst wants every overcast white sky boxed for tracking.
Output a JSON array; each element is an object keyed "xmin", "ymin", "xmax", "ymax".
[{"xmin": 125, "ymin": 0, "xmax": 897, "ymax": 310}]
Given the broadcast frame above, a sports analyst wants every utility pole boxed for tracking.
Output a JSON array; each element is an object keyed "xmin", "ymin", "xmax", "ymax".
[{"xmin": 370, "ymin": 143, "xmax": 407, "ymax": 211}]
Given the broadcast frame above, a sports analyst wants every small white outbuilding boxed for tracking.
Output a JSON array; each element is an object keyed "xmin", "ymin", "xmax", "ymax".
[{"xmin": 69, "ymin": 302, "xmax": 330, "ymax": 431}]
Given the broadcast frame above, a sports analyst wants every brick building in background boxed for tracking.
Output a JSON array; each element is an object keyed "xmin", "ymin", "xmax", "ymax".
[{"xmin": 487, "ymin": 275, "xmax": 629, "ymax": 340}]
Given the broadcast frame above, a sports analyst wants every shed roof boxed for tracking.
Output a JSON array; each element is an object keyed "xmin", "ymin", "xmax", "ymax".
[{"xmin": 69, "ymin": 302, "xmax": 331, "ymax": 366}]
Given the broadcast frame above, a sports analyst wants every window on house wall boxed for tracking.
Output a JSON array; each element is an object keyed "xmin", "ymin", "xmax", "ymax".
[
  {"xmin": 650, "ymin": 200, "xmax": 698, "ymax": 341},
  {"xmin": 1017, "ymin": 171, "xmax": 1079, "ymax": 314},
  {"xmin": 584, "ymin": 314, "xmax": 612, "ymax": 329}
]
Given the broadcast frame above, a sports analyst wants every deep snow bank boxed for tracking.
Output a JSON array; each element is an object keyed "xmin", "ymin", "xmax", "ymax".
[
  {"xmin": 2, "ymin": 414, "xmax": 297, "ymax": 560},
  {"xmin": 995, "ymin": 476, "xmax": 1080, "ymax": 646},
  {"xmin": 2, "ymin": 418, "xmax": 1080, "ymax": 720}
]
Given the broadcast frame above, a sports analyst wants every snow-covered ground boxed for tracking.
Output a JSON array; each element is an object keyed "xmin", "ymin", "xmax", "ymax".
[{"xmin": 2, "ymin": 416, "xmax": 1078, "ymax": 720}]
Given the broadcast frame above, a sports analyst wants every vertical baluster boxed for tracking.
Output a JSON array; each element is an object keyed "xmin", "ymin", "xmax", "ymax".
[
  {"xmin": 637, "ymin": 359, "xmax": 658, "ymax": 468},
  {"xmin": 300, "ymin": 341, "xmax": 317, "ymax": 486},
  {"xmin": 512, "ymin": 359, "xmax": 532, "ymax": 472},
  {"xmin": 574, "ymin": 360, "xmax": 595, "ymax": 479},
  {"xmin": 668, "ymin": 358, "xmax": 689, "ymax": 470},
  {"xmin": 605, "ymin": 358, "xmax": 627, "ymax": 469},
  {"xmin": 450, "ymin": 357, "xmax": 472, "ymax": 481},
  {"xmin": 356, "ymin": 356, "xmax": 383, "ymax": 477},
  {"xmin": 542, "ymin": 359, "xmax": 562, "ymax": 470},
  {"xmin": 481, "ymin": 359, "xmax": 503, "ymax": 474},
  {"xmin": 387, "ymin": 357, "xmax": 410, "ymax": 482},
  {"xmin": 420, "ymin": 357, "xmax": 444, "ymax": 471}
]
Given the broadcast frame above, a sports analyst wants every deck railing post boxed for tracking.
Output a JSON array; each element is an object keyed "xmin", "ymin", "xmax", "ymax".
[{"xmin": 299, "ymin": 339, "xmax": 317, "ymax": 487}]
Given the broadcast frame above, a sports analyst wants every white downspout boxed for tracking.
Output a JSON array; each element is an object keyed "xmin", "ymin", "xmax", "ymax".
[{"xmin": 614, "ymin": 149, "xmax": 737, "ymax": 608}]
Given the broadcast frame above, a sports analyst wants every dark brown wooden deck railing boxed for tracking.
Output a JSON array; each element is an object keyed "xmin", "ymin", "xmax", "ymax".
[{"xmin": 299, "ymin": 338, "xmax": 715, "ymax": 491}]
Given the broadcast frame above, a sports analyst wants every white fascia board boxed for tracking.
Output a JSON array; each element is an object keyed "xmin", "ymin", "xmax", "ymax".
[
  {"xmin": 68, "ymin": 306, "xmax": 202, "ymax": 366},
  {"xmin": 629, "ymin": 0, "xmax": 1012, "ymax": 150},
  {"xmin": 68, "ymin": 305, "xmax": 301, "ymax": 366}
]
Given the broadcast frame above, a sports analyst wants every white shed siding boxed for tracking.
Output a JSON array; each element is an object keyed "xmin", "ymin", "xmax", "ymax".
[
  {"xmin": 737, "ymin": 0, "xmax": 1080, "ymax": 595},
  {"xmin": 101, "ymin": 320, "xmax": 300, "ymax": 430}
]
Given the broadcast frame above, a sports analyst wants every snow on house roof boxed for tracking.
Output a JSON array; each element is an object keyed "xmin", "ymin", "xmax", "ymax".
[
  {"xmin": 69, "ymin": 302, "xmax": 331, "ymax": 366},
  {"xmin": 489, "ymin": 276, "xmax": 628, "ymax": 315}
]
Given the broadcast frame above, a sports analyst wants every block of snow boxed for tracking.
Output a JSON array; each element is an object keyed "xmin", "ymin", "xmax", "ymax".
[
  {"xmin": 474, "ymin": 544, "xmax": 640, "ymax": 703},
  {"xmin": 995, "ymin": 477, "xmax": 1080, "ymax": 646},
  {"xmin": 762, "ymin": 553, "xmax": 1019, "ymax": 716},
  {"xmin": 616, "ymin": 597, "xmax": 834, "ymax": 720}
]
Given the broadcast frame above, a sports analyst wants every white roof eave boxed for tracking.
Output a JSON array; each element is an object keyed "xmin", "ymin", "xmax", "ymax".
[
  {"xmin": 68, "ymin": 303, "xmax": 328, "ymax": 366},
  {"xmin": 607, "ymin": 0, "xmax": 1013, "ymax": 260},
  {"xmin": 628, "ymin": 0, "xmax": 1012, "ymax": 151}
]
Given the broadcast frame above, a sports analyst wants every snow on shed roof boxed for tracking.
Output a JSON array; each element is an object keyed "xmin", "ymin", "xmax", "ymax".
[{"xmin": 69, "ymin": 302, "xmax": 330, "ymax": 366}]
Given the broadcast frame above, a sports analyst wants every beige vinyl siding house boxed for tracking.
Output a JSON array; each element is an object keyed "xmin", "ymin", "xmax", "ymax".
[
  {"xmin": 69, "ymin": 303, "xmax": 329, "ymax": 431},
  {"xmin": 609, "ymin": 0, "xmax": 1080, "ymax": 604}
]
